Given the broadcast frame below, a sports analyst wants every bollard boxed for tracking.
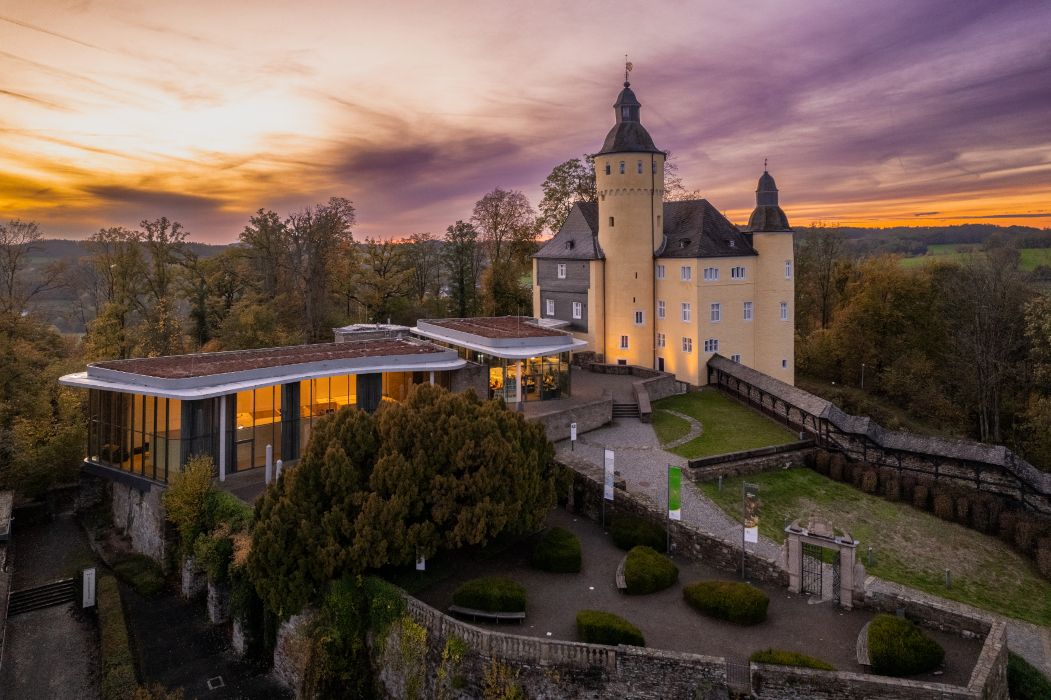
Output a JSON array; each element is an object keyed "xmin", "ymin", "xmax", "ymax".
[
  {"xmin": 867, "ymin": 545, "xmax": 873, "ymax": 567},
  {"xmin": 265, "ymin": 444, "xmax": 273, "ymax": 484},
  {"xmin": 275, "ymin": 459, "xmax": 283, "ymax": 480},
  {"xmin": 718, "ymin": 475, "xmax": 723, "ymax": 492}
]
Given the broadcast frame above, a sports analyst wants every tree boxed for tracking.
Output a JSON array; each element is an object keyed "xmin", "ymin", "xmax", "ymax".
[
  {"xmin": 795, "ymin": 225, "xmax": 850, "ymax": 331},
  {"xmin": 239, "ymin": 209, "xmax": 288, "ymax": 300},
  {"xmin": 471, "ymin": 188, "xmax": 540, "ymax": 268},
  {"xmin": 350, "ymin": 238, "xmax": 412, "ymax": 323},
  {"xmin": 539, "ymin": 156, "xmax": 596, "ymax": 233},
  {"xmin": 402, "ymin": 233, "xmax": 442, "ymax": 306},
  {"xmin": 0, "ymin": 219, "xmax": 65, "ymax": 315},
  {"xmin": 285, "ymin": 198, "xmax": 356, "ymax": 341},
  {"xmin": 443, "ymin": 221, "xmax": 482, "ymax": 317}
]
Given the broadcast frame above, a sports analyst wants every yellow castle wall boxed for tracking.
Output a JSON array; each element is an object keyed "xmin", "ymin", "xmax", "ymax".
[{"xmin": 751, "ymin": 231, "xmax": 795, "ymax": 384}]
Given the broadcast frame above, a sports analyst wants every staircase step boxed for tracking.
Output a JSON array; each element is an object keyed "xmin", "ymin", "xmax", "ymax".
[{"xmin": 8, "ymin": 578, "xmax": 77, "ymax": 616}]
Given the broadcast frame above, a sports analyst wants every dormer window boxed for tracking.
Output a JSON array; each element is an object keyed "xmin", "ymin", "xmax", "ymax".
[
  {"xmin": 678, "ymin": 239, "xmax": 689, "ymax": 249},
  {"xmin": 565, "ymin": 240, "xmax": 575, "ymax": 250},
  {"xmin": 622, "ymin": 106, "xmax": 631, "ymax": 120},
  {"xmin": 728, "ymin": 240, "xmax": 736, "ymax": 248}
]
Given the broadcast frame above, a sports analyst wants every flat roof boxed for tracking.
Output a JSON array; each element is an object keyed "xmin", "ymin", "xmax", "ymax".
[
  {"xmin": 415, "ymin": 317, "xmax": 588, "ymax": 359},
  {"xmin": 60, "ymin": 338, "xmax": 465, "ymax": 399},
  {"xmin": 421, "ymin": 316, "xmax": 567, "ymax": 339}
]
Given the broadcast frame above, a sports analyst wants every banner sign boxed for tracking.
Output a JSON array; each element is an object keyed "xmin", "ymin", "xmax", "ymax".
[
  {"xmin": 743, "ymin": 483, "xmax": 760, "ymax": 544},
  {"xmin": 570, "ymin": 422, "xmax": 577, "ymax": 442},
  {"xmin": 603, "ymin": 449, "xmax": 615, "ymax": 500},
  {"xmin": 668, "ymin": 466, "xmax": 682, "ymax": 521},
  {"xmin": 415, "ymin": 551, "xmax": 426, "ymax": 571}
]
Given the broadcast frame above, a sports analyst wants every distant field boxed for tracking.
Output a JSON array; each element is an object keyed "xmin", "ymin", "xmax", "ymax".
[{"xmin": 899, "ymin": 245, "xmax": 1051, "ymax": 271}]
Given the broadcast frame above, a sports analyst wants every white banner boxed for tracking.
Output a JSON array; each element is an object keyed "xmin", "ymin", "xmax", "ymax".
[
  {"xmin": 415, "ymin": 552, "xmax": 426, "ymax": 571},
  {"xmin": 603, "ymin": 449, "xmax": 615, "ymax": 501},
  {"xmin": 744, "ymin": 526, "xmax": 758, "ymax": 544},
  {"xmin": 570, "ymin": 422, "xmax": 577, "ymax": 442}
]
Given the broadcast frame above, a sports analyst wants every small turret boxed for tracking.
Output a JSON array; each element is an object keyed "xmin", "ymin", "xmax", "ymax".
[{"xmin": 745, "ymin": 166, "xmax": 791, "ymax": 232}]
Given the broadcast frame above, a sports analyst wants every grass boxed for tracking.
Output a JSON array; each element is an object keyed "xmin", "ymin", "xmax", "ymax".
[
  {"xmin": 98, "ymin": 574, "xmax": 138, "ymax": 700},
  {"xmin": 699, "ymin": 468, "xmax": 1051, "ymax": 626},
  {"xmin": 1020, "ymin": 248, "xmax": 1051, "ymax": 272},
  {"xmin": 898, "ymin": 246, "xmax": 1051, "ymax": 272},
  {"xmin": 651, "ymin": 408, "xmax": 691, "ymax": 444},
  {"xmin": 652, "ymin": 390, "xmax": 796, "ymax": 459}
]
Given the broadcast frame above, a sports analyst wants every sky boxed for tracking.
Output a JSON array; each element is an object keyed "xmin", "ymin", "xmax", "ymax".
[{"xmin": 2, "ymin": 0, "xmax": 1050, "ymax": 243}]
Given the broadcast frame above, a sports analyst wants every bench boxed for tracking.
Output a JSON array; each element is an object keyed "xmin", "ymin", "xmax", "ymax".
[
  {"xmin": 616, "ymin": 556, "xmax": 628, "ymax": 592},
  {"xmin": 448, "ymin": 605, "xmax": 526, "ymax": 624},
  {"xmin": 856, "ymin": 621, "xmax": 871, "ymax": 665}
]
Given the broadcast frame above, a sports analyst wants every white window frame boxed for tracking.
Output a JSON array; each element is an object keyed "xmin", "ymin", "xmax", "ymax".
[
  {"xmin": 657, "ymin": 300, "xmax": 666, "ymax": 319},
  {"xmin": 785, "ymin": 260, "xmax": 793, "ymax": 279},
  {"xmin": 682, "ymin": 337, "xmax": 693, "ymax": 352},
  {"xmin": 572, "ymin": 301, "xmax": 582, "ymax": 319},
  {"xmin": 681, "ymin": 302, "xmax": 691, "ymax": 322},
  {"xmin": 634, "ymin": 310, "xmax": 644, "ymax": 326},
  {"xmin": 620, "ymin": 335, "xmax": 629, "ymax": 349},
  {"xmin": 731, "ymin": 266, "xmax": 746, "ymax": 280},
  {"xmin": 731, "ymin": 353, "xmax": 741, "ymax": 363},
  {"xmin": 546, "ymin": 299, "xmax": 555, "ymax": 316},
  {"xmin": 704, "ymin": 338, "xmax": 719, "ymax": 353},
  {"xmin": 619, "ymin": 161, "xmax": 625, "ymax": 174},
  {"xmin": 703, "ymin": 266, "xmax": 719, "ymax": 281},
  {"xmin": 710, "ymin": 303, "xmax": 721, "ymax": 322},
  {"xmin": 780, "ymin": 302, "xmax": 789, "ymax": 321},
  {"xmin": 680, "ymin": 265, "xmax": 692, "ymax": 281},
  {"xmin": 656, "ymin": 264, "xmax": 665, "ymax": 280},
  {"xmin": 743, "ymin": 301, "xmax": 753, "ymax": 321},
  {"xmin": 556, "ymin": 263, "xmax": 566, "ymax": 279},
  {"xmin": 657, "ymin": 332, "xmax": 665, "ymax": 348}
]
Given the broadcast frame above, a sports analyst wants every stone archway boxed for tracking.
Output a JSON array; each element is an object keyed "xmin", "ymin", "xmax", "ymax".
[{"xmin": 785, "ymin": 517, "xmax": 864, "ymax": 609}]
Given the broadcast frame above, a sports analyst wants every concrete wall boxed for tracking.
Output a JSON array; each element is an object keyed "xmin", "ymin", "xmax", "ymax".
[
  {"xmin": 110, "ymin": 481, "xmax": 167, "ymax": 564},
  {"xmin": 527, "ymin": 396, "xmax": 612, "ymax": 442}
]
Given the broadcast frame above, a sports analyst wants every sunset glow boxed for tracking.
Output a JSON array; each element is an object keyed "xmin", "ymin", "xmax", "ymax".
[{"xmin": 3, "ymin": 0, "xmax": 1050, "ymax": 241}]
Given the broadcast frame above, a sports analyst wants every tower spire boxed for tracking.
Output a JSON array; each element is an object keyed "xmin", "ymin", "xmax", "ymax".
[{"xmin": 624, "ymin": 55, "xmax": 633, "ymax": 86}]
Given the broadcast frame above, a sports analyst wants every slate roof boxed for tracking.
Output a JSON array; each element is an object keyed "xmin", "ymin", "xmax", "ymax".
[
  {"xmin": 745, "ymin": 205, "xmax": 791, "ymax": 232},
  {"xmin": 534, "ymin": 202, "xmax": 603, "ymax": 260},
  {"xmin": 598, "ymin": 121, "xmax": 662, "ymax": 155}
]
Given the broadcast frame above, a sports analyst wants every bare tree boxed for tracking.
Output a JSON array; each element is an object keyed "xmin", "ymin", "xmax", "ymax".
[
  {"xmin": 471, "ymin": 188, "xmax": 540, "ymax": 267},
  {"xmin": 0, "ymin": 220, "xmax": 65, "ymax": 315}
]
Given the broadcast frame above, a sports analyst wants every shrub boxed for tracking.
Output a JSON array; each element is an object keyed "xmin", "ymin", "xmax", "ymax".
[
  {"xmin": 912, "ymin": 483, "xmax": 931, "ymax": 511},
  {"xmin": 683, "ymin": 580, "xmax": 768, "ymax": 625},
  {"xmin": 999, "ymin": 511, "xmax": 1020, "ymax": 545},
  {"xmin": 193, "ymin": 532, "xmax": 235, "ymax": 584},
  {"xmin": 848, "ymin": 462, "xmax": 865, "ymax": 488},
  {"xmin": 868, "ymin": 614, "xmax": 945, "ymax": 677},
  {"xmin": 1008, "ymin": 651, "xmax": 1051, "ymax": 700},
  {"xmin": 803, "ymin": 451, "xmax": 817, "ymax": 470},
  {"xmin": 1037, "ymin": 538, "xmax": 1051, "ymax": 580},
  {"xmin": 610, "ymin": 516, "xmax": 667, "ymax": 553},
  {"xmin": 814, "ymin": 450, "xmax": 831, "ymax": 476},
  {"xmin": 530, "ymin": 527, "xmax": 582, "ymax": 573},
  {"xmin": 749, "ymin": 648, "xmax": 834, "ymax": 671},
  {"xmin": 163, "ymin": 455, "xmax": 215, "ymax": 554},
  {"xmin": 203, "ymin": 489, "xmax": 253, "ymax": 532},
  {"xmin": 576, "ymin": 610, "xmax": 645, "ymax": 647},
  {"xmin": 98, "ymin": 575, "xmax": 137, "ymax": 700},
  {"xmin": 112, "ymin": 554, "xmax": 166, "ymax": 597},
  {"xmin": 971, "ymin": 499, "xmax": 991, "ymax": 533},
  {"xmin": 884, "ymin": 477, "xmax": 901, "ymax": 502},
  {"xmin": 932, "ymin": 492, "xmax": 955, "ymax": 521},
  {"xmin": 452, "ymin": 577, "xmax": 526, "ymax": 613},
  {"xmin": 860, "ymin": 469, "xmax": 878, "ymax": 494},
  {"xmin": 900, "ymin": 475, "xmax": 918, "ymax": 501},
  {"xmin": 1014, "ymin": 516, "xmax": 1050, "ymax": 555},
  {"xmin": 954, "ymin": 495, "xmax": 972, "ymax": 526},
  {"xmin": 624, "ymin": 546, "xmax": 678, "ymax": 595},
  {"xmin": 829, "ymin": 454, "xmax": 845, "ymax": 481}
]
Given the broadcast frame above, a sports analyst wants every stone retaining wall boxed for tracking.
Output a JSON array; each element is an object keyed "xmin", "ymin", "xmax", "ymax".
[
  {"xmin": 110, "ymin": 480, "xmax": 167, "ymax": 565},
  {"xmin": 528, "ymin": 396, "xmax": 612, "ymax": 442},
  {"xmin": 687, "ymin": 443, "xmax": 815, "ymax": 481}
]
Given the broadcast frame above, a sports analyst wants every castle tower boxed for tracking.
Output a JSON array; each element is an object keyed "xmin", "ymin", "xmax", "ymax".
[
  {"xmin": 745, "ymin": 167, "xmax": 795, "ymax": 383},
  {"xmin": 594, "ymin": 79, "xmax": 665, "ymax": 366}
]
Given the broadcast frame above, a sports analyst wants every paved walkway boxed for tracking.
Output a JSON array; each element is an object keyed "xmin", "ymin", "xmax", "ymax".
[{"xmin": 660, "ymin": 409, "xmax": 703, "ymax": 449}]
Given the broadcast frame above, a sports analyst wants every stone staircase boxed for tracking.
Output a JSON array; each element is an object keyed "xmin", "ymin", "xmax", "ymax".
[
  {"xmin": 7, "ymin": 577, "xmax": 76, "ymax": 616},
  {"xmin": 612, "ymin": 401, "xmax": 640, "ymax": 419}
]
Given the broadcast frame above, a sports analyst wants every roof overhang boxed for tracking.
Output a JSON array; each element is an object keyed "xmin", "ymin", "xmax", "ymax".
[
  {"xmin": 413, "ymin": 321, "xmax": 587, "ymax": 360},
  {"xmin": 59, "ymin": 350, "xmax": 466, "ymax": 400}
]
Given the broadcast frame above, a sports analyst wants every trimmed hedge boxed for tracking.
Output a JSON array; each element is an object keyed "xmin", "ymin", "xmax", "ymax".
[
  {"xmin": 1008, "ymin": 651, "xmax": 1051, "ymax": 700},
  {"xmin": 868, "ymin": 614, "xmax": 944, "ymax": 677},
  {"xmin": 112, "ymin": 554, "xmax": 166, "ymax": 597},
  {"xmin": 683, "ymin": 580, "xmax": 768, "ymax": 625},
  {"xmin": 624, "ymin": 546, "xmax": 678, "ymax": 595},
  {"xmin": 610, "ymin": 516, "xmax": 667, "ymax": 553},
  {"xmin": 530, "ymin": 527, "xmax": 582, "ymax": 573},
  {"xmin": 749, "ymin": 648, "xmax": 834, "ymax": 670},
  {"xmin": 99, "ymin": 575, "xmax": 138, "ymax": 700},
  {"xmin": 452, "ymin": 577, "xmax": 526, "ymax": 613},
  {"xmin": 576, "ymin": 610, "xmax": 645, "ymax": 647}
]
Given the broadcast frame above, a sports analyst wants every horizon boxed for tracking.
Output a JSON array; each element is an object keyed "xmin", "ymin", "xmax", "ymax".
[{"xmin": 3, "ymin": 0, "xmax": 1051, "ymax": 243}]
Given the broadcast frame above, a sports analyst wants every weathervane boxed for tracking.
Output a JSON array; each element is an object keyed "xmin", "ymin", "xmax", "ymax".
[
  {"xmin": 624, "ymin": 55, "xmax": 633, "ymax": 85},
  {"xmin": 764, "ymin": 157, "xmax": 768, "ymax": 171}
]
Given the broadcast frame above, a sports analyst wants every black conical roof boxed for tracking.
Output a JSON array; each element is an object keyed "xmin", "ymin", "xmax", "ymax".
[
  {"xmin": 597, "ymin": 81, "xmax": 662, "ymax": 155},
  {"xmin": 745, "ymin": 169, "xmax": 791, "ymax": 231}
]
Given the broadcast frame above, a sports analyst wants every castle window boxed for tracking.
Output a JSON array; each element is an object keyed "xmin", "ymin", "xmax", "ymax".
[
  {"xmin": 565, "ymin": 240, "xmax": 575, "ymax": 250},
  {"xmin": 557, "ymin": 263, "xmax": 566, "ymax": 279},
  {"xmin": 546, "ymin": 299, "xmax": 555, "ymax": 316},
  {"xmin": 731, "ymin": 266, "xmax": 746, "ymax": 279},
  {"xmin": 605, "ymin": 163, "xmax": 611, "ymax": 175},
  {"xmin": 710, "ymin": 303, "xmax": 721, "ymax": 322},
  {"xmin": 620, "ymin": 335, "xmax": 629, "ymax": 349},
  {"xmin": 609, "ymin": 216, "xmax": 615, "ymax": 227},
  {"xmin": 703, "ymin": 267, "xmax": 719, "ymax": 281},
  {"xmin": 635, "ymin": 310, "xmax": 644, "ymax": 325},
  {"xmin": 681, "ymin": 302, "xmax": 691, "ymax": 322},
  {"xmin": 678, "ymin": 239, "xmax": 689, "ymax": 249},
  {"xmin": 657, "ymin": 333, "xmax": 665, "ymax": 348},
  {"xmin": 682, "ymin": 337, "xmax": 693, "ymax": 352},
  {"xmin": 637, "ymin": 160, "xmax": 643, "ymax": 174},
  {"xmin": 780, "ymin": 302, "xmax": 789, "ymax": 321},
  {"xmin": 572, "ymin": 302, "xmax": 582, "ymax": 319},
  {"xmin": 731, "ymin": 354, "xmax": 741, "ymax": 363},
  {"xmin": 657, "ymin": 300, "xmax": 665, "ymax": 319},
  {"xmin": 728, "ymin": 240, "xmax": 736, "ymax": 248},
  {"xmin": 619, "ymin": 161, "xmax": 625, "ymax": 174},
  {"xmin": 743, "ymin": 301, "xmax": 753, "ymax": 321},
  {"xmin": 703, "ymin": 338, "xmax": 719, "ymax": 353},
  {"xmin": 622, "ymin": 106, "xmax": 631, "ymax": 120},
  {"xmin": 656, "ymin": 264, "xmax": 665, "ymax": 280},
  {"xmin": 785, "ymin": 260, "xmax": 793, "ymax": 279},
  {"xmin": 680, "ymin": 265, "xmax": 692, "ymax": 281}
]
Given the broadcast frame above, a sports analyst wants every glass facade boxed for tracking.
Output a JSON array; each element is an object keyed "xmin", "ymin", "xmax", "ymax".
[
  {"xmin": 440, "ymin": 348, "xmax": 570, "ymax": 402},
  {"xmin": 87, "ymin": 389, "xmax": 186, "ymax": 482}
]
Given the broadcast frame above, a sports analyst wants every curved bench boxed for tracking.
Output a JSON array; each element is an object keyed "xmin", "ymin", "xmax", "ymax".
[
  {"xmin": 856, "ymin": 620, "xmax": 871, "ymax": 666},
  {"xmin": 448, "ymin": 605, "xmax": 525, "ymax": 624},
  {"xmin": 616, "ymin": 555, "xmax": 628, "ymax": 592}
]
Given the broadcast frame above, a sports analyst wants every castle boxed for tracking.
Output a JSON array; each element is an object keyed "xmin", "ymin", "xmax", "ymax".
[{"xmin": 532, "ymin": 77, "xmax": 795, "ymax": 387}]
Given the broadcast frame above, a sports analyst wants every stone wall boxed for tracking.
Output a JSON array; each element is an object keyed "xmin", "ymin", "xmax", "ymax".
[
  {"xmin": 273, "ymin": 609, "xmax": 314, "ymax": 695},
  {"xmin": 752, "ymin": 665, "xmax": 976, "ymax": 700},
  {"xmin": 527, "ymin": 397, "xmax": 612, "ymax": 442},
  {"xmin": 863, "ymin": 578, "xmax": 993, "ymax": 637},
  {"xmin": 449, "ymin": 362, "xmax": 487, "ymax": 397},
  {"xmin": 687, "ymin": 443, "xmax": 815, "ymax": 481},
  {"xmin": 557, "ymin": 455, "xmax": 787, "ymax": 586},
  {"xmin": 110, "ymin": 480, "xmax": 167, "ymax": 565}
]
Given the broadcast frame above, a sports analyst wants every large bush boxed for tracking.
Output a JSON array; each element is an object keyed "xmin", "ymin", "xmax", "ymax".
[
  {"xmin": 624, "ymin": 546, "xmax": 678, "ymax": 595},
  {"xmin": 1008, "ymin": 651, "xmax": 1051, "ymax": 700},
  {"xmin": 749, "ymin": 648, "xmax": 834, "ymax": 670},
  {"xmin": 867, "ymin": 614, "xmax": 945, "ymax": 676},
  {"xmin": 610, "ymin": 516, "xmax": 666, "ymax": 552},
  {"xmin": 576, "ymin": 610, "xmax": 645, "ymax": 647},
  {"xmin": 683, "ymin": 580, "xmax": 769, "ymax": 625},
  {"xmin": 531, "ymin": 527, "xmax": 582, "ymax": 573},
  {"xmin": 452, "ymin": 577, "xmax": 526, "ymax": 613}
]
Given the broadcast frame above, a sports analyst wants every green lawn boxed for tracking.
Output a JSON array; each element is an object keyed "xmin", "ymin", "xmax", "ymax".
[
  {"xmin": 898, "ymin": 246, "xmax": 1051, "ymax": 272},
  {"xmin": 652, "ymin": 390, "xmax": 797, "ymax": 459},
  {"xmin": 700, "ymin": 468, "xmax": 1051, "ymax": 626}
]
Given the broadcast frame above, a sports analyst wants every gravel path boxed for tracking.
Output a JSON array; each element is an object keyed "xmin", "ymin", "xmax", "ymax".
[{"xmin": 659, "ymin": 409, "xmax": 703, "ymax": 449}]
